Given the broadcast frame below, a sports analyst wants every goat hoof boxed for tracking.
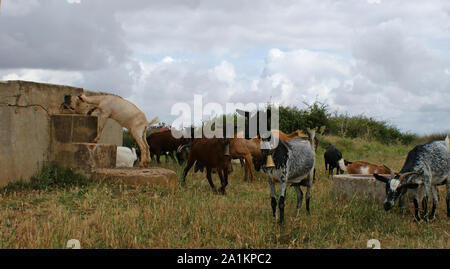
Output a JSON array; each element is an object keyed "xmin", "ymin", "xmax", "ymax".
[{"xmin": 427, "ymin": 216, "xmax": 435, "ymax": 222}]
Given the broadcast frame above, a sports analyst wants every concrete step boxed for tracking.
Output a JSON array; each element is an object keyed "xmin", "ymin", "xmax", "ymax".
[
  {"xmin": 51, "ymin": 143, "xmax": 116, "ymax": 176},
  {"xmin": 93, "ymin": 167, "xmax": 178, "ymax": 189}
]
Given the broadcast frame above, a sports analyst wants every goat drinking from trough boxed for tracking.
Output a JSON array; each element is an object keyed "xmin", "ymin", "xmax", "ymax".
[
  {"xmin": 116, "ymin": 146, "xmax": 137, "ymax": 168},
  {"xmin": 182, "ymin": 137, "xmax": 232, "ymax": 194},
  {"xmin": 374, "ymin": 135, "xmax": 450, "ymax": 222},
  {"xmin": 261, "ymin": 129, "xmax": 316, "ymax": 224},
  {"xmin": 64, "ymin": 92, "xmax": 158, "ymax": 167}
]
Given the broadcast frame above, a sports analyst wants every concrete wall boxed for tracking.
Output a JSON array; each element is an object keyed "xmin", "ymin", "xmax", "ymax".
[{"xmin": 0, "ymin": 80, "xmax": 123, "ymax": 186}]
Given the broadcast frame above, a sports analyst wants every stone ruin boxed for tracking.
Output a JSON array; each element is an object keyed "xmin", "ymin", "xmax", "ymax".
[{"xmin": 0, "ymin": 80, "xmax": 177, "ymax": 189}]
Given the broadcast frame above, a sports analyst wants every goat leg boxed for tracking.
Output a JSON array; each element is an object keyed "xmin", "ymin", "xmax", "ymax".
[
  {"xmin": 92, "ymin": 115, "xmax": 108, "ymax": 143},
  {"xmin": 182, "ymin": 158, "xmax": 195, "ymax": 186},
  {"xmin": 428, "ymin": 186, "xmax": 439, "ymax": 221},
  {"xmin": 446, "ymin": 180, "xmax": 450, "ymax": 218},
  {"xmin": 206, "ymin": 167, "xmax": 217, "ymax": 194},
  {"xmin": 398, "ymin": 193, "xmax": 406, "ymax": 209},
  {"xmin": 267, "ymin": 176, "xmax": 277, "ymax": 218},
  {"xmin": 421, "ymin": 183, "xmax": 431, "ymax": 221},
  {"xmin": 217, "ymin": 168, "xmax": 227, "ymax": 195},
  {"xmin": 413, "ymin": 197, "xmax": 422, "ymax": 223},
  {"xmin": 244, "ymin": 154, "xmax": 255, "ymax": 182},
  {"xmin": 305, "ymin": 186, "xmax": 311, "ymax": 215},
  {"xmin": 278, "ymin": 196, "xmax": 285, "ymax": 224},
  {"xmin": 278, "ymin": 177, "xmax": 287, "ymax": 224},
  {"xmin": 421, "ymin": 196, "xmax": 429, "ymax": 221},
  {"xmin": 293, "ymin": 184, "xmax": 303, "ymax": 210}
]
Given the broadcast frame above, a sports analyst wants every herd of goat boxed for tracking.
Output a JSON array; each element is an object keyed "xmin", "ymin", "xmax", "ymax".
[
  {"xmin": 62, "ymin": 92, "xmax": 450, "ymax": 224},
  {"xmin": 118, "ymin": 126, "xmax": 450, "ymax": 223}
]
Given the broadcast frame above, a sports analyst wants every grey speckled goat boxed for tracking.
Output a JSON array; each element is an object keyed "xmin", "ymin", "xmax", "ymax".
[
  {"xmin": 374, "ymin": 135, "xmax": 450, "ymax": 222},
  {"xmin": 261, "ymin": 129, "xmax": 316, "ymax": 224}
]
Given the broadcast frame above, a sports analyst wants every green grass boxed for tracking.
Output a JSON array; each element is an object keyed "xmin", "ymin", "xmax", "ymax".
[{"xmin": 0, "ymin": 137, "xmax": 448, "ymax": 249}]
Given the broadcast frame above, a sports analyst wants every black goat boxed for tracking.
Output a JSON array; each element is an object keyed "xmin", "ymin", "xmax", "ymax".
[{"xmin": 324, "ymin": 145, "xmax": 346, "ymax": 177}]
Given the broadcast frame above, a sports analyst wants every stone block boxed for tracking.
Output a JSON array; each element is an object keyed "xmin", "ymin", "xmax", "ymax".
[
  {"xmin": 52, "ymin": 143, "xmax": 116, "ymax": 176},
  {"xmin": 332, "ymin": 174, "xmax": 389, "ymax": 202},
  {"xmin": 93, "ymin": 167, "xmax": 178, "ymax": 189}
]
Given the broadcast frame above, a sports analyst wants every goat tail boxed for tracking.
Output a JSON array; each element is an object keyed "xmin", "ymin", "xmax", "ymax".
[
  {"xmin": 148, "ymin": 116, "xmax": 159, "ymax": 127},
  {"xmin": 142, "ymin": 116, "xmax": 159, "ymax": 150}
]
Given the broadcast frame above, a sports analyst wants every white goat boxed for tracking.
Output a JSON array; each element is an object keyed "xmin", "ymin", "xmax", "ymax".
[
  {"xmin": 64, "ymin": 92, "xmax": 158, "ymax": 167},
  {"xmin": 116, "ymin": 146, "xmax": 137, "ymax": 168}
]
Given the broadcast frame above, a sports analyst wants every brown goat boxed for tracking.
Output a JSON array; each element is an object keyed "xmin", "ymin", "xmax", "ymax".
[
  {"xmin": 229, "ymin": 136, "xmax": 263, "ymax": 182},
  {"xmin": 182, "ymin": 137, "xmax": 232, "ymax": 194},
  {"xmin": 272, "ymin": 130, "xmax": 318, "ymax": 151},
  {"xmin": 146, "ymin": 129, "xmax": 188, "ymax": 164},
  {"xmin": 343, "ymin": 161, "xmax": 392, "ymax": 175}
]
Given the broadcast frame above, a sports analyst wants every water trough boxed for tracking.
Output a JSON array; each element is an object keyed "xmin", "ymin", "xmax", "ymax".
[{"xmin": 332, "ymin": 174, "xmax": 390, "ymax": 202}]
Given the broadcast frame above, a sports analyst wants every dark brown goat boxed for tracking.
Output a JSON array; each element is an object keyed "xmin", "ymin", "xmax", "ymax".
[
  {"xmin": 146, "ymin": 129, "xmax": 188, "ymax": 164},
  {"xmin": 182, "ymin": 137, "xmax": 232, "ymax": 194}
]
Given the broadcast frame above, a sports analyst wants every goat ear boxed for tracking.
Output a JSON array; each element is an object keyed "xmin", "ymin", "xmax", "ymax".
[{"xmin": 373, "ymin": 173, "xmax": 390, "ymax": 183}]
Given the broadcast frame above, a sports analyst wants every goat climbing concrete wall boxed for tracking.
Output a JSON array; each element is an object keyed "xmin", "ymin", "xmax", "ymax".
[{"xmin": 0, "ymin": 80, "xmax": 123, "ymax": 186}]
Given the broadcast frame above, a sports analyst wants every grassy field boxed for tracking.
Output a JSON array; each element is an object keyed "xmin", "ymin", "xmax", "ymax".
[{"xmin": 0, "ymin": 136, "xmax": 449, "ymax": 249}]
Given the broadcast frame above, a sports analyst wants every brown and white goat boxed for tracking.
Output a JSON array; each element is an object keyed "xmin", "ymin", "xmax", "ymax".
[{"xmin": 341, "ymin": 160, "xmax": 392, "ymax": 175}]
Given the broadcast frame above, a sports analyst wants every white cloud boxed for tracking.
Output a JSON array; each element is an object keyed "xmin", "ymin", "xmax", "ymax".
[
  {"xmin": 1, "ymin": 69, "xmax": 83, "ymax": 85},
  {"xmin": 212, "ymin": 61, "xmax": 236, "ymax": 85}
]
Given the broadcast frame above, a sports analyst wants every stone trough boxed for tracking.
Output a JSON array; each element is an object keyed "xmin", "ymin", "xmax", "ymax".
[
  {"xmin": 93, "ymin": 167, "xmax": 178, "ymax": 190},
  {"xmin": 332, "ymin": 174, "xmax": 390, "ymax": 202}
]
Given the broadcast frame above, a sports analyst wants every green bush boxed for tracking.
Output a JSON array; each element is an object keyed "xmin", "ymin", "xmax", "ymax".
[{"xmin": 279, "ymin": 102, "xmax": 418, "ymax": 145}]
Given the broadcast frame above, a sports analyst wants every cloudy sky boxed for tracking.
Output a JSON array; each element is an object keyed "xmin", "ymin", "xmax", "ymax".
[{"xmin": 1, "ymin": 0, "xmax": 449, "ymax": 135}]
